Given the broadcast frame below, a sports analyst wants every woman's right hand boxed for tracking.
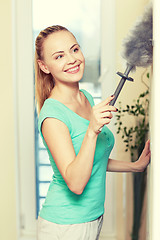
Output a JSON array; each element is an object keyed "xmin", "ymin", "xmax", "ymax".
[{"xmin": 88, "ymin": 95, "xmax": 117, "ymax": 135}]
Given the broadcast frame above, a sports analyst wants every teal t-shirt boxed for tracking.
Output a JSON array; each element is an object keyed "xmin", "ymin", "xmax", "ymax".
[{"xmin": 38, "ymin": 89, "xmax": 115, "ymax": 224}]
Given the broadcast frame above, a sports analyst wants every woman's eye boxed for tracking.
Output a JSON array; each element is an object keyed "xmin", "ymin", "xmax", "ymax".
[
  {"xmin": 73, "ymin": 47, "xmax": 79, "ymax": 53},
  {"xmin": 56, "ymin": 55, "xmax": 63, "ymax": 60}
]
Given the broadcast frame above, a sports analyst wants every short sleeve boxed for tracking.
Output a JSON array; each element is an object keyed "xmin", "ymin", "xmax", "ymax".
[{"xmin": 38, "ymin": 99, "xmax": 71, "ymax": 140}]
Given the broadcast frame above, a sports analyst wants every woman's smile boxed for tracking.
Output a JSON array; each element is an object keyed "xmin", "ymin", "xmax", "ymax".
[{"xmin": 64, "ymin": 64, "xmax": 80, "ymax": 74}]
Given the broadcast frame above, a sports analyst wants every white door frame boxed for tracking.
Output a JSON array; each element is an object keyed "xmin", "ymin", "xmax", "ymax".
[{"xmin": 12, "ymin": 0, "xmax": 36, "ymax": 239}]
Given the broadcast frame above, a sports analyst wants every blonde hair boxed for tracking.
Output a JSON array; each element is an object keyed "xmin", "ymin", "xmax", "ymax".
[{"xmin": 35, "ymin": 25, "xmax": 69, "ymax": 114}]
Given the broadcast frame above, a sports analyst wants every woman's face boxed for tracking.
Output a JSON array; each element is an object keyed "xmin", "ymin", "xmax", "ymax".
[{"xmin": 39, "ymin": 31, "xmax": 85, "ymax": 84}]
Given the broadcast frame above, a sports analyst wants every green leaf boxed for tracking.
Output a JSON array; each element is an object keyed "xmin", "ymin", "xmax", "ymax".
[{"xmin": 139, "ymin": 93, "xmax": 145, "ymax": 98}]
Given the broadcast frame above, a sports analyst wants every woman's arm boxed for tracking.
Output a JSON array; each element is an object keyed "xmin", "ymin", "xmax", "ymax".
[
  {"xmin": 42, "ymin": 119, "xmax": 97, "ymax": 195},
  {"xmin": 107, "ymin": 139, "xmax": 151, "ymax": 172},
  {"xmin": 42, "ymin": 96, "xmax": 117, "ymax": 195}
]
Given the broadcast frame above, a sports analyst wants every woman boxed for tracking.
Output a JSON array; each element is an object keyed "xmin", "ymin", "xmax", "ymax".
[{"xmin": 35, "ymin": 25, "xmax": 151, "ymax": 240}]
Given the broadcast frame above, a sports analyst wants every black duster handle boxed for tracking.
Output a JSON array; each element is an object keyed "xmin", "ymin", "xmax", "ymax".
[{"xmin": 109, "ymin": 64, "xmax": 134, "ymax": 106}]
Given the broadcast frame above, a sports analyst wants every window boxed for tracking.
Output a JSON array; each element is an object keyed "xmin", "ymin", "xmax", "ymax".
[{"xmin": 33, "ymin": 0, "xmax": 102, "ymax": 217}]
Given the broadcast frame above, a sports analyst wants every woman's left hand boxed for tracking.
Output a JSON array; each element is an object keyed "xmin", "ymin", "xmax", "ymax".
[{"xmin": 134, "ymin": 139, "xmax": 151, "ymax": 172}]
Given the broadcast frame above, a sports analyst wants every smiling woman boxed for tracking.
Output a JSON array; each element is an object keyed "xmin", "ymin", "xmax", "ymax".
[
  {"xmin": 33, "ymin": 0, "xmax": 102, "ymax": 227},
  {"xmin": 34, "ymin": 24, "xmax": 150, "ymax": 240},
  {"xmin": 34, "ymin": 25, "xmax": 118, "ymax": 239}
]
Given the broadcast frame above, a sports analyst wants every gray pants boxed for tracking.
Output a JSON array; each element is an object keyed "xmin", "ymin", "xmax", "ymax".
[{"xmin": 37, "ymin": 215, "xmax": 103, "ymax": 240}]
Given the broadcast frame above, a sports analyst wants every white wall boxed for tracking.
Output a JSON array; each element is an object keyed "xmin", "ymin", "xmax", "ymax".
[{"xmin": 0, "ymin": 0, "xmax": 17, "ymax": 239}]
